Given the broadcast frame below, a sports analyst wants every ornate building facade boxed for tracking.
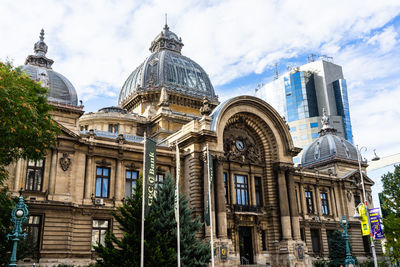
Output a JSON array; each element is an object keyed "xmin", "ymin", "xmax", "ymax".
[{"xmin": 6, "ymin": 27, "xmax": 380, "ymax": 266}]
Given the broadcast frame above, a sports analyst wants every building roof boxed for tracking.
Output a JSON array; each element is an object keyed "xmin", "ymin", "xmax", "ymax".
[
  {"xmin": 302, "ymin": 108, "xmax": 358, "ymax": 166},
  {"xmin": 22, "ymin": 29, "xmax": 78, "ymax": 106},
  {"xmin": 118, "ymin": 24, "xmax": 216, "ymax": 105}
]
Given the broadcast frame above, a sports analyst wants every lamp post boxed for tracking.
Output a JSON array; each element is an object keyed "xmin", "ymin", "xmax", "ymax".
[
  {"xmin": 7, "ymin": 195, "xmax": 29, "ymax": 267},
  {"xmin": 356, "ymin": 146, "xmax": 379, "ymax": 267},
  {"xmin": 340, "ymin": 216, "xmax": 355, "ymax": 267}
]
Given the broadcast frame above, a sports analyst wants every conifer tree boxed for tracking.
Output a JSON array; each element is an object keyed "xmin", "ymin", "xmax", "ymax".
[
  {"xmin": 93, "ymin": 177, "xmax": 175, "ymax": 267},
  {"xmin": 150, "ymin": 174, "xmax": 211, "ymax": 267},
  {"xmin": 328, "ymin": 229, "xmax": 346, "ymax": 267}
]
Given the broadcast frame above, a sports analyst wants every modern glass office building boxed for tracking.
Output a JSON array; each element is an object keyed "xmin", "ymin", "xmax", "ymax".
[{"xmin": 256, "ymin": 60, "xmax": 354, "ymax": 163}]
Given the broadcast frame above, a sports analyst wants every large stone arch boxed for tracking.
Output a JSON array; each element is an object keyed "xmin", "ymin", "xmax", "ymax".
[{"xmin": 211, "ymin": 95, "xmax": 299, "ymax": 163}]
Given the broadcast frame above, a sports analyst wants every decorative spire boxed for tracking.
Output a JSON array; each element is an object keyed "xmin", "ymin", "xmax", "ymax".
[
  {"xmin": 149, "ymin": 21, "xmax": 184, "ymax": 54},
  {"xmin": 319, "ymin": 108, "xmax": 337, "ymax": 136},
  {"xmin": 164, "ymin": 13, "xmax": 169, "ymax": 31},
  {"xmin": 25, "ymin": 29, "xmax": 54, "ymax": 69}
]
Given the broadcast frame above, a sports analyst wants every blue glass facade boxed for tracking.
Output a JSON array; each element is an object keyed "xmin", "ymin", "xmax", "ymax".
[
  {"xmin": 284, "ymin": 72, "xmax": 318, "ymax": 122},
  {"xmin": 333, "ymin": 79, "xmax": 353, "ymax": 143}
]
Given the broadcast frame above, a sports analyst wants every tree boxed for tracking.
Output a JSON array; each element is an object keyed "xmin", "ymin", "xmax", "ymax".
[
  {"xmin": 93, "ymin": 176, "xmax": 175, "ymax": 267},
  {"xmin": 94, "ymin": 174, "xmax": 211, "ymax": 267},
  {"xmin": 0, "ymin": 61, "xmax": 59, "ymax": 264},
  {"xmin": 381, "ymin": 164, "xmax": 400, "ymax": 263},
  {"xmin": 0, "ymin": 61, "xmax": 59, "ymax": 183},
  {"xmin": 151, "ymin": 174, "xmax": 211, "ymax": 266},
  {"xmin": 328, "ymin": 229, "xmax": 346, "ymax": 267}
]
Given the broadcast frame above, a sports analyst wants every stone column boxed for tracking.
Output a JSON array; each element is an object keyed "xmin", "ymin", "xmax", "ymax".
[
  {"xmin": 115, "ymin": 159, "xmax": 123, "ymax": 200},
  {"xmin": 84, "ymin": 155, "xmax": 93, "ymax": 199},
  {"xmin": 287, "ymin": 171, "xmax": 300, "ymax": 240},
  {"xmin": 329, "ymin": 185, "xmax": 337, "ymax": 218},
  {"xmin": 48, "ymin": 149, "xmax": 58, "ymax": 197},
  {"xmin": 315, "ymin": 185, "xmax": 322, "ymax": 216},
  {"xmin": 277, "ymin": 168, "xmax": 292, "ymax": 240},
  {"xmin": 216, "ymin": 157, "xmax": 227, "ymax": 238},
  {"xmin": 14, "ymin": 159, "xmax": 22, "ymax": 191}
]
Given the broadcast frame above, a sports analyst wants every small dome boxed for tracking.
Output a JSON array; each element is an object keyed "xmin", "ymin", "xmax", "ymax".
[
  {"xmin": 118, "ymin": 24, "xmax": 216, "ymax": 105},
  {"xmin": 22, "ymin": 29, "xmax": 78, "ymax": 106},
  {"xmin": 301, "ymin": 109, "xmax": 358, "ymax": 167},
  {"xmin": 98, "ymin": 106, "xmax": 128, "ymax": 114}
]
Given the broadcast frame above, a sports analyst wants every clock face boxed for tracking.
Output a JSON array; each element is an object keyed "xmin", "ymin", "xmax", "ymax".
[{"xmin": 235, "ymin": 140, "xmax": 244, "ymax": 151}]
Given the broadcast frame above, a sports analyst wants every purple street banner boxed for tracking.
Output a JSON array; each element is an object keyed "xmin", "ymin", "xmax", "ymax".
[{"xmin": 369, "ymin": 208, "xmax": 385, "ymax": 240}]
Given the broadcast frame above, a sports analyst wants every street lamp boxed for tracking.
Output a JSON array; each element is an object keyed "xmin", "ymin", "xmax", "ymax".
[
  {"xmin": 7, "ymin": 195, "xmax": 29, "ymax": 267},
  {"xmin": 356, "ymin": 146, "xmax": 379, "ymax": 267},
  {"xmin": 340, "ymin": 216, "xmax": 355, "ymax": 267}
]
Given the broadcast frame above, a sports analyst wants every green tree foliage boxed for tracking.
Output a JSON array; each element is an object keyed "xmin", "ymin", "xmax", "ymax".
[
  {"xmin": 93, "ymin": 177, "xmax": 175, "ymax": 267},
  {"xmin": 0, "ymin": 61, "xmax": 59, "ymax": 183},
  {"xmin": 381, "ymin": 164, "xmax": 400, "ymax": 263},
  {"xmin": 94, "ymin": 174, "xmax": 211, "ymax": 267},
  {"xmin": 328, "ymin": 229, "xmax": 346, "ymax": 267},
  {"xmin": 0, "ymin": 187, "xmax": 14, "ymax": 267},
  {"xmin": 151, "ymin": 174, "xmax": 211, "ymax": 266},
  {"xmin": 0, "ymin": 61, "xmax": 58, "ymax": 265}
]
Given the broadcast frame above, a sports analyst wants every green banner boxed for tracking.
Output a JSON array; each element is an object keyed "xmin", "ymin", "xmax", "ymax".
[
  {"xmin": 205, "ymin": 153, "xmax": 213, "ymax": 226},
  {"xmin": 144, "ymin": 138, "xmax": 157, "ymax": 216}
]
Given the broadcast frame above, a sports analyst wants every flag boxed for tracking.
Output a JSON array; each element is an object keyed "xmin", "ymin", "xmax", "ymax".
[
  {"xmin": 175, "ymin": 143, "xmax": 180, "ymax": 222},
  {"xmin": 358, "ymin": 204, "xmax": 370, "ymax": 236},
  {"xmin": 204, "ymin": 151, "xmax": 213, "ymax": 226},
  {"xmin": 144, "ymin": 137, "xmax": 157, "ymax": 216},
  {"xmin": 369, "ymin": 208, "xmax": 385, "ymax": 240}
]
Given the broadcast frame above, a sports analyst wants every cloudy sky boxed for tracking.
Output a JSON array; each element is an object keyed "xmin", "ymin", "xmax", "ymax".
[{"xmin": 1, "ymin": 0, "xmax": 400, "ymax": 160}]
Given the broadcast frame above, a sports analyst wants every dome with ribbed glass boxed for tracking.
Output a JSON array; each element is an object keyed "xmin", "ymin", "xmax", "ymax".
[
  {"xmin": 22, "ymin": 29, "xmax": 78, "ymax": 106},
  {"xmin": 118, "ymin": 24, "xmax": 216, "ymax": 105},
  {"xmin": 302, "ymin": 109, "xmax": 358, "ymax": 167}
]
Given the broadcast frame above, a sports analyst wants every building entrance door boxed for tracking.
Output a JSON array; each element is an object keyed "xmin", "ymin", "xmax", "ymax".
[{"xmin": 239, "ymin": 226, "xmax": 254, "ymax": 264}]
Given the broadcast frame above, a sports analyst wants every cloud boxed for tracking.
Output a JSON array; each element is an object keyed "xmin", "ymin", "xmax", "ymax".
[{"xmin": 1, "ymin": 0, "xmax": 400, "ymax": 158}]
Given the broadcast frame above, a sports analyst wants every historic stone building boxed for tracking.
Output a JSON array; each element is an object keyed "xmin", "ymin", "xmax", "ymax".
[{"xmin": 5, "ymin": 27, "xmax": 380, "ymax": 266}]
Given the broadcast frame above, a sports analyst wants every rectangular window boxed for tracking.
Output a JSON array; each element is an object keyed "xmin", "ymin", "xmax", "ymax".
[
  {"xmin": 26, "ymin": 159, "xmax": 45, "ymax": 191},
  {"xmin": 321, "ymin": 192, "xmax": 329, "ymax": 215},
  {"xmin": 108, "ymin": 124, "xmax": 118, "ymax": 133},
  {"xmin": 255, "ymin": 177, "xmax": 262, "ymax": 206},
  {"xmin": 312, "ymin": 133, "xmax": 319, "ymax": 139},
  {"xmin": 299, "ymin": 124, "xmax": 307, "ymax": 130},
  {"xmin": 125, "ymin": 170, "xmax": 138, "ymax": 197},
  {"xmin": 223, "ymin": 172, "xmax": 229, "ymax": 203},
  {"xmin": 310, "ymin": 229, "xmax": 321, "ymax": 254},
  {"xmin": 354, "ymin": 194, "xmax": 361, "ymax": 208},
  {"xmin": 95, "ymin": 167, "xmax": 110, "ymax": 198},
  {"xmin": 289, "ymin": 126, "xmax": 296, "ymax": 132},
  {"xmin": 261, "ymin": 230, "xmax": 267, "ymax": 251},
  {"xmin": 300, "ymin": 134, "xmax": 308, "ymax": 140},
  {"xmin": 26, "ymin": 215, "xmax": 42, "ymax": 256},
  {"xmin": 310, "ymin": 122, "xmax": 318, "ymax": 128},
  {"xmin": 235, "ymin": 175, "xmax": 249, "ymax": 205},
  {"xmin": 300, "ymin": 228, "xmax": 305, "ymax": 241},
  {"xmin": 92, "ymin": 219, "xmax": 109, "ymax": 247},
  {"xmin": 305, "ymin": 190, "xmax": 314, "ymax": 214}
]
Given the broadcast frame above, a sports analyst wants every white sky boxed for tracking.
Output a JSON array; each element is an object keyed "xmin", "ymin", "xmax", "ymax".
[{"xmin": 1, "ymin": 0, "xmax": 400, "ymax": 160}]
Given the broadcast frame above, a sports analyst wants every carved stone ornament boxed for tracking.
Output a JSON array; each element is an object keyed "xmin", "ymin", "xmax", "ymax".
[
  {"xmin": 346, "ymin": 190, "xmax": 352, "ymax": 202},
  {"xmin": 200, "ymin": 97, "xmax": 212, "ymax": 116},
  {"xmin": 59, "ymin": 152, "xmax": 71, "ymax": 171},
  {"xmin": 223, "ymin": 124, "xmax": 262, "ymax": 164}
]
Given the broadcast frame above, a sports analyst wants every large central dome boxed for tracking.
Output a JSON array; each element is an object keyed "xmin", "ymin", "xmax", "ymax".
[{"xmin": 118, "ymin": 24, "xmax": 217, "ymax": 106}]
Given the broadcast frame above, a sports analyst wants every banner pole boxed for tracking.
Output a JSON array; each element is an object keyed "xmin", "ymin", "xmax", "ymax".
[
  {"xmin": 176, "ymin": 142, "xmax": 181, "ymax": 267},
  {"xmin": 140, "ymin": 133, "xmax": 147, "ymax": 267},
  {"xmin": 207, "ymin": 144, "xmax": 215, "ymax": 267}
]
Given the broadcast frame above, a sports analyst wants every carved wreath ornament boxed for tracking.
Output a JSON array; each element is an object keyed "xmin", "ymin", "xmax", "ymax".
[{"xmin": 59, "ymin": 152, "xmax": 71, "ymax": 171}]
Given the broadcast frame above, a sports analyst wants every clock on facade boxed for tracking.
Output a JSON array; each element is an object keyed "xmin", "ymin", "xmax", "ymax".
[{"xmin": 235, "ymin": 139, "xmax": 245, "ymax": 151}]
